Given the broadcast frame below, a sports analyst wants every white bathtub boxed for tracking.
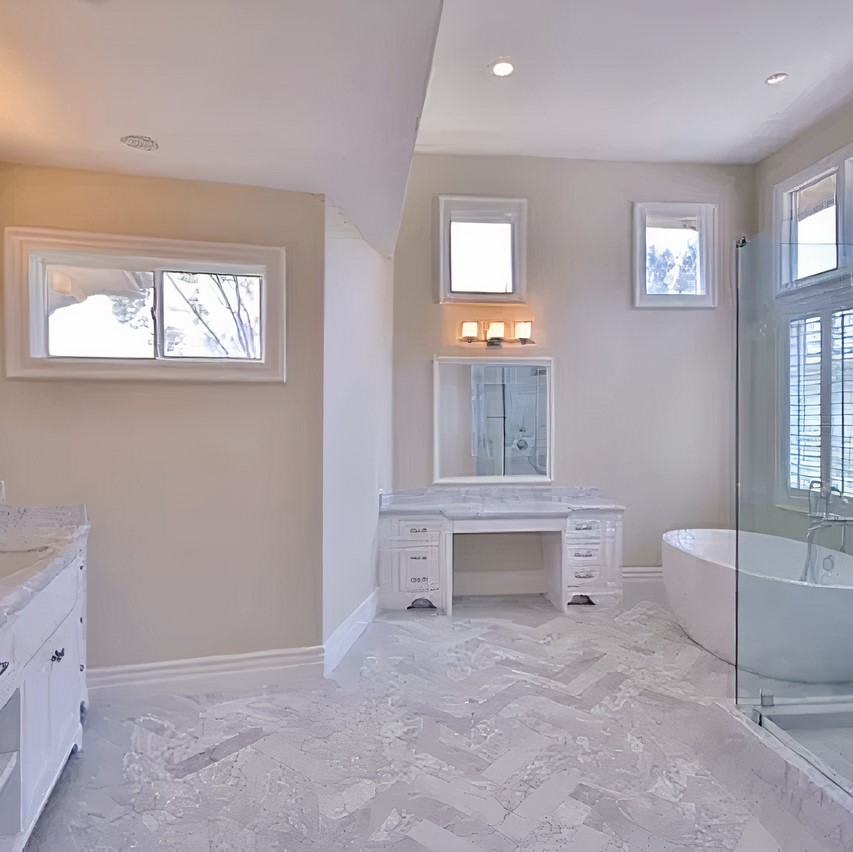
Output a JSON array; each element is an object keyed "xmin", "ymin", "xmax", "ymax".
[{"xmin": 663, "ymin": 528, "xmax": 853, "ymax": 684}]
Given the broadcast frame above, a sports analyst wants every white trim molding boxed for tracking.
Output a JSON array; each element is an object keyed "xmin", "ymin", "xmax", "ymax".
[
  {"xmin": 323, "ymin": 587, "xmax": 379, "ymax": 676},
  {"xmin": 622, "ymin": 566, "xmax": 667, "ymax": 608},
  {"xmin": 433, "ymin": 356, "xmax": 554, "ymax": 484},
  {"xmin": 632, "ymin": 202, "xmax": 718, "ymax": 309},
  {"xmin": 88, "ymin": 644, "xmax": 323, "ymax": 697},
  {"xmin": 438, "ymin": 195, "xmax": 528, "ymax": 304},
  {"xmin": 4, "ymin": 227, "xmax": 287, "ymax": 382}
]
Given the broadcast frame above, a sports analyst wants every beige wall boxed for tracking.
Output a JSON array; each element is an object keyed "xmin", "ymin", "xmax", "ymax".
[
  {"xmin": 0, "ymin": 162, "xmax": 325, "ymax": 667},
  {"xmin": 393, "ymin": 154, "xmax": 755, "ymax": 566},
  {"xmin": 323, "ymin": 227, "xmax": 393, "ymax": 640}
]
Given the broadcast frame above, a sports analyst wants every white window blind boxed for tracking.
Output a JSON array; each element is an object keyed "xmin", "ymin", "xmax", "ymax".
[
  {"xmin": 831, "ymin": 309, "xmax": 853, "ymax": 494},
  {"xmin": 789, "ymin": 315, "xmax": 822, "ymax": 491}
]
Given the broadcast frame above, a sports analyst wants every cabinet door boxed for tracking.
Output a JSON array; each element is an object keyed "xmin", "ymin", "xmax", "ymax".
[
  {"xmin": 20, "ymin": 653, "xmax": 50, "ymax": 822},
  {"xmin": 20, "ymin": 615, "xmax": 81, "ymax": 825},
  {"xmin": 46, "ymin": 617, "xmax": 81, "ymax": 758}
]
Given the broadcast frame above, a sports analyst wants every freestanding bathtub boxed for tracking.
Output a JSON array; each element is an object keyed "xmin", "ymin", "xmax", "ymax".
[{"xmin": 663, "ymin": 528, "xmax": 853, "ymax": 683}]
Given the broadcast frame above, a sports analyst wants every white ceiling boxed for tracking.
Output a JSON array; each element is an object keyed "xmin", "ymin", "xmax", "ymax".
[
  {"xmin": 0, "ymin": 0, "xmax": 442, "ymax": 255},
  {"xmin": 417, "ymin": 0, "xmax": 853, "ymax": 164}
]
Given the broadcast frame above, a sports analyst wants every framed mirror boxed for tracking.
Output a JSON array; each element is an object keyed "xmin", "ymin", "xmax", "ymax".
[{"xmin": 433, "ymin": 357, "xmax": 553, "ymax": 483}]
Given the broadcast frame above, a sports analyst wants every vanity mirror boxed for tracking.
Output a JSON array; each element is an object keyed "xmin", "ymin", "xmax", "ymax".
[{"xmin": 433, "ymin": 357, "xmax": 553, "ymax": 483}]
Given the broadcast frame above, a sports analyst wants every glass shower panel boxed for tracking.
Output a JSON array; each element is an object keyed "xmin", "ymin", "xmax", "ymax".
[{"xmin": 737, "ymin": 234, "xmax": 853, "ymax": 795}]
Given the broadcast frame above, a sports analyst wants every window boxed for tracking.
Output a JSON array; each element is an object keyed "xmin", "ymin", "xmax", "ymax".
[
  {"xmin": 4, "ymin": 228, "xmax": 285, "ymax": 381},
  {"xmin": 438, "ymin": 196, "xmax": 527, "ymax": 304},
  {"xmin": 774, "ymin": 143, "xmax": 853, "ymax": 296},
  {"xmin": 787, "ymin": 307, "xmax": 853, "ymax": 497},
  {"xmin": 633, "ymin": 202, "xmax": 717, "ymax": 308}
]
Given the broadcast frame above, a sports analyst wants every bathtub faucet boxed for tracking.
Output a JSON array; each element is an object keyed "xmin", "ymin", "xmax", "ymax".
[{"xmin": 801, "ymin": 480, "xmax": 851, "ymax": 582}]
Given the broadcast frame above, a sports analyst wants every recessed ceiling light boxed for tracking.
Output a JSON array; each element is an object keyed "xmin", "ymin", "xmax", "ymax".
[
  {"xmin": 765, "ymin": 72, "xmax": 789, "ymax": 86},
  {"xmin": 490, "ymin": 57, "xmax": 514, "ymax": 78},
  {"xmin": 120, "ymin": 134, "xmax": 159, "ymax": 151}
]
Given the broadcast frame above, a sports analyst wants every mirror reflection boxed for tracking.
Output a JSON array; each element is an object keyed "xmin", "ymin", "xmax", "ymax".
[{"xmin": 435, "ymin": 359, "xmax": 551, "ymax": 481}]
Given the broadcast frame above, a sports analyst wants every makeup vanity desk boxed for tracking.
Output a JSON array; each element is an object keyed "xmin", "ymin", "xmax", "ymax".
[{"xmin": 378, "ymin": 485, "xmax": 624, "ymax": 615}]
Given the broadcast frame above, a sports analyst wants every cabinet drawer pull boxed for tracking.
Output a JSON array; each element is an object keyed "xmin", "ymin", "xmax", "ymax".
[{"xmin": 51, "ymin": 648, "xmax": 65, "ymax": 663}]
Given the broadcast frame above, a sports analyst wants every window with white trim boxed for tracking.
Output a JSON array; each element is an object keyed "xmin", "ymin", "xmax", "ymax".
[
  {"xmin": 773, "ymin": 143, "xmax": 853, "ymax": 297},
  {"xmin": 438, "ymin": 195, "xmax": 527, "ymax": 304},
  {"xmin": 632, "ymin": 202, "xmax": 718, "ymax": 308},
  {"xmin": 4, "ymin": 228, "xmax": 286, "ymax": 381},
  {"xmin": 787, "ymin": 305, "xmax": 853, "ymax": 497}
]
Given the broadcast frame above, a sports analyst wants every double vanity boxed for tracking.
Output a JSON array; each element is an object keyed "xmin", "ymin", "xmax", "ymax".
[{"xmin": 0, "ymin": 505, "xmax": 89, "ymax": 851}]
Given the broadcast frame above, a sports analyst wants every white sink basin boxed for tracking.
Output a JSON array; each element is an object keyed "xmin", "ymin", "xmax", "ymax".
[{"xmin": 0, "ymin": 547, "xmax": 51, "ymax": 579}]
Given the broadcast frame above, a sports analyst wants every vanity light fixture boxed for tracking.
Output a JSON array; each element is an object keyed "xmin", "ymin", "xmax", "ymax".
[
  {"xmin": 458, "ymin": 319, "xmax": 534, "ymax": 346},
  {"xmin": 486, "ymin": 321, "xmax": 505, "ymax": 346},
  {"xmin": 490, "ymin": 57, "xmax": 514, "ymax": 77},
  {"xmin": 764, "ymin": 72, "xmax": 788, "ymax": 86},
  {"xmin": 460, "ymin": 321, "xmax": 480, "ymax": 343},
  {"xmin": 515, "ymin": 320, "xmax": 533, "ymax": 344}
]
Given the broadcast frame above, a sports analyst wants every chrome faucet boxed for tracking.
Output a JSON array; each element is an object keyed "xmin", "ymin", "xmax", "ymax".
[{"xmin": 800, "ymin": 480, "xmax": 851, "ymax": 582}]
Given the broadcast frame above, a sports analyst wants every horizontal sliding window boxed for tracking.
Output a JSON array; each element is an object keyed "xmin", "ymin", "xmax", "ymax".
[{"xmin": 4, "ymin": 228, "xmax": 286, "ymax": 382}]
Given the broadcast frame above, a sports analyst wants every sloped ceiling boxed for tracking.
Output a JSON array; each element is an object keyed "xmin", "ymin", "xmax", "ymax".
[{"xmin": 0, "ymin": 0, "xmax": 443, "ymax": 255}]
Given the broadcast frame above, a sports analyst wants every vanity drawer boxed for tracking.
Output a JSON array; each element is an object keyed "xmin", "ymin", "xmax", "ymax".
[
  {"xmin": 396, "ymin": 549, "xmax": 439, "ymax": 593},
  {"xmin": 569, "ymin": 518, "xmax": 601, "ymax": 535},
  {"xmin": 395, "ymin": 519, "xmax": 444, "ymax": 541},
  {"xmin": 567, "ymin": 545, "xmax": 603, "ymax": 568}
]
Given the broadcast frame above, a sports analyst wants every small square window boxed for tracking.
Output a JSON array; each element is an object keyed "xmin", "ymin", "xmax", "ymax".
[
  {"xmin": 633, "ymin": 202, "xmax": 717, "ymax": 308},
  {"xmin": 439, "ymin": 196, "xmax": 527, "ymax": 304}
]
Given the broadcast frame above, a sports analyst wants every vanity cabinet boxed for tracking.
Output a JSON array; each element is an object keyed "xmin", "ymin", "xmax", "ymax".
[
  {"xmin": 378, "ymin": 487, "xmax": 624, "ymax": 615},
  {"xmin": 565, "ymin": 514, "xmax": 622, "ymax": 604},
  {"xmin": 0, "ymin": 507, "xmax": 88, "ymax": 852},
  {"xmin": 379, "ymin": 516, "xmax": 445, "ymax": 610}
]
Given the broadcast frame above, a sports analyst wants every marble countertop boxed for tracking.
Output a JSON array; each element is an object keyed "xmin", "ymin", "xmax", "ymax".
[
  {"xmin": 379, "ymin": 485, "xmax": 624, "ymax": 519},
  {"xmin": 0, "ymin": 505, "xmax": 89, "ymax": 629}
]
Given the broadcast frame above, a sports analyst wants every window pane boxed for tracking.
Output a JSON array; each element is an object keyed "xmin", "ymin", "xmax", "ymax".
[
  {"xmin": 449, "ymin": 221, "xmax": 513, "ymax": 294},
  {"xmin": 162, "ymin": 272, "xmax": 262, "ymax": 359},
  {"xmin": 645, "ymin": 214, "xmax": 701, "ymax": 295},
  {"xmin": 793, "ymin": 173, "xmax": 837, "ymax": 280},
  {"xmin": 832, "ymin": 309, "xmax": 853, "ymax": 495},
  {"xmin": 789, "ymin": 315, "xmax": 823, "ymax": 491},
  {"xmin": 47, "ymin": 265, "xmax": 154, "ymax": 358}
]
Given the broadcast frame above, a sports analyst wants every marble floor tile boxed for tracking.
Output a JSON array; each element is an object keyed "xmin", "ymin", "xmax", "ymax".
[{"xmin": 25, "ymin": 597, "xmax": 853, "ymax": 851}]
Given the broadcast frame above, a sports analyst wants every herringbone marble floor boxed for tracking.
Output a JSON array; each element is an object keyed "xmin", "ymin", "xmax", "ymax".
[{"xmin": 27, "ymin": 597, "xmax": 853, "ymax": 850}]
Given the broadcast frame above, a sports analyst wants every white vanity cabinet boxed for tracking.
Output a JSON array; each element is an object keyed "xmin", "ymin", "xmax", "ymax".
[
  {"xmin": 0, "ymin": 506, "xmax": 88, "ymax": 852},
  {"xmin": 378, "ymin": 487, "xmax": 624, "ymax": 615},
  {"xmin": 565, "ymin": 513, "xmax": 622, "ymax": 605},
  {"xmin": 378, "ymin": 516, "xmax": 446, "ymax": 610}
]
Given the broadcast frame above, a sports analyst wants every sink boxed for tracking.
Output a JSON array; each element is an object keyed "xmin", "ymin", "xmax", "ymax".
[{"xmin": 0, "ymin": 546, "xmax": 51, "ymax": 579}]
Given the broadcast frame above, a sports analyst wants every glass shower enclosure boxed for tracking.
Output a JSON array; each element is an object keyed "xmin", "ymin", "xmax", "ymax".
[{"xmin": 737, "ymin": 232, "xmax": 853, "ymax": 795}]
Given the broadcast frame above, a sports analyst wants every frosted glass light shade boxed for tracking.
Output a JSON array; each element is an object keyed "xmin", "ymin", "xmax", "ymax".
[
  {"xmin": 486, "ymin": 321, "xmax": 505, "ymax": 340},
  {"xmin": 460, "ymin": 321, "xmax": 479, "ymax": 341},
  {"xmin": 515, "ymin": 321, "xmax": 532, "ymax": 340}
]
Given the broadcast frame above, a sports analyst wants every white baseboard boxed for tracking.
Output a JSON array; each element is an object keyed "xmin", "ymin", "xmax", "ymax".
[
  {"xmin": 622, "ymin": 566, "xmax": 667, "ymax": 608},
  {"xmin": 454, "ymin": 569, "xmax": 545, "ymax": 597},
  {"xmin": 88, "ymin": 644, "xmax": 324, "ymax": 698},
  {"xmin": 323, "ymin": 587, "xmax": 379, "ymax": 676}
]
